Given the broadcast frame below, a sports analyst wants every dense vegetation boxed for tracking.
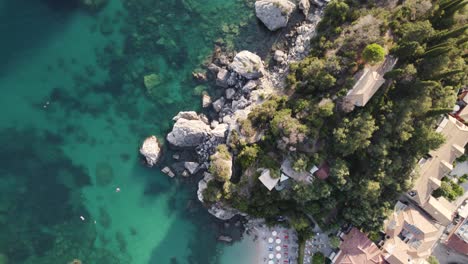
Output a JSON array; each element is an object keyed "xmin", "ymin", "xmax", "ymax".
[{"xmin": 205, "ymin": 0, "xmax": 468, "ymax": 237}]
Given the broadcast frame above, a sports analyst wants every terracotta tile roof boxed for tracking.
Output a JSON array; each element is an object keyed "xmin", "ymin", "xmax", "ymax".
[
  {"xmin": 314, "ymin": 162, "xmax": 330, "ymax": 180},
  {"xmin": 446, "ymin": 234, "xmax": 468, "ymax": 255},
  {"xmin": 335, "ymin": 228, "xmax": 384, "ymax": 264}
]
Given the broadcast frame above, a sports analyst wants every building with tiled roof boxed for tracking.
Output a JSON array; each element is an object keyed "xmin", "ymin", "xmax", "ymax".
[
  {"xmin": 408, "ymin": 116, "xmax": 468, "ymax": 225},
  {"xmin": 342, "ymin": 56, "xmax": 397, "ymax": 111},
  {"xmin": 445, "ymin": 203, "xmax": 468, "ymax": 255},
  {"xmin": 382, "ymin": 202, "xmax": 441, "ymax": 264},
  {"xmin": 333, "ymin": 228, "xmax": 384, "ymax": 264}
]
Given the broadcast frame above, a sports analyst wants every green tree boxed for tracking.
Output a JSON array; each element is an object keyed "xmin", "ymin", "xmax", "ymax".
[
  {"xmin": 209, "ymin": 145, "xmax": 233, "ymax": 182},
  {"xmin": 329, "ymin": 236, "xmax": 341, "ymax": 248},
  {"xmin": 400, "ymin": 20, "xmax": 435, "ymax": 42},
  {"xmin": 322, "ymin": 0, "xmax": 350, "ymax": 27},
  {"xmin": 330, "ymin": 158, "xmax": 350, "ymax": 189},
  {"xmin": 312, "ymin": 252, "xmax": 325, "ymax": 264},
  {"xmin": 362, "ymin": 43, "xmax": 386, "ymax": 64},
  {"xmin": 237, "ymin": 144, "xmax": 260, "ymax": 169},
  {"xmin": 427, "ymin": 255, "xmax": 439, "ymax": 264},
  {"xmin": 333, "ymin": 113, "xmax": 378, "ymax": 156}
]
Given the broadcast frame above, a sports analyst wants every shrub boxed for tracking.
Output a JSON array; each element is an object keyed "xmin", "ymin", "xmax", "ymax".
[{"xmin": 362, "ymin": 43, "xmax": 386, "ymax": 64}]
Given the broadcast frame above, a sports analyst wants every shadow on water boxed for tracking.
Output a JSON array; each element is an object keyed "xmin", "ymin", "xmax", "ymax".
[
  {"xmin": 0, "ymin": 0, "xmax": 78, "ymax": 75},
  {"xmin": 0, "ymin": 127, "xmax": 107, "ymax": 263},
  {"xmin": 146, "ymin": 201, "xmax": 221, "ymax": 264}
]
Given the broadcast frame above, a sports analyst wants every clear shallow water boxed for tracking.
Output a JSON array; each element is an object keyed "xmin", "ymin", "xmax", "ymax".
[{"xmin": 0, "ymin": 0, "xmax": 259, "ymax": 263}]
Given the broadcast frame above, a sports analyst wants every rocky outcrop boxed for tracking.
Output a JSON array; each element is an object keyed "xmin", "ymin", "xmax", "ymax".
[
  {"xmin": 208, "ymin": 202, "xmax": 243, "ymax": 220},
  {"xmin": 167, "ymin": 111, "xmax": 228, "ymax": 150},
  {"xmin": 229, "ymin": 51, "xmax": 264, "ymax": 80},
  {"xmin": 139, "ymin": 136, "xmax": 161, "ymax": 167},
  {"xmin": 255, "ymin": 0, "xmax": 296, "ymax": 31},
  {"xmin": 299, "ymin": 0, "xmax": 311, "ymax": 17},
  {"xmin": 197, "ymin": 172, "xmax": 214, "ymax": 202},
  {"xmin": 184, "ymin": 162, "xmax": 200, "ymax": 175},
  {"xmin": 167, "ymin": 115, "xmax": 212, "ymax": 148}
]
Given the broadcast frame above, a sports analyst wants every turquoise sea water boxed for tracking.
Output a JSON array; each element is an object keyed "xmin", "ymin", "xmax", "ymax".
[{"xmin": 0, "ymin": 1, "xmax": 263, "ymax": 263}]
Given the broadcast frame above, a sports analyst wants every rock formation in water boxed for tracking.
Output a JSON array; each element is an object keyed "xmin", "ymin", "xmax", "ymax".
[
  {"xmin": 79, "ymin": 0, "xmax": 108, "ymax": 11},
  {"xmin": 255, "ymin": 0, "xmax": 296, "ymax": 31},
  {"xmin": 139, "ymin": 136, "xmax": 162, "ymax": 167},
  {"xmin": 166, "ymin": 111, "xmax": 228, "ymax": 149},
  {"xmin": 166, "ymin": 112, "xmax": 213, "ymax": 147}
]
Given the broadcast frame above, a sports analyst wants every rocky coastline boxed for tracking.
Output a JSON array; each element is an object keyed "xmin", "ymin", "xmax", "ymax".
[{"xmin": 140, "ymin": 0, "xmax": 326, "ymax": 221}]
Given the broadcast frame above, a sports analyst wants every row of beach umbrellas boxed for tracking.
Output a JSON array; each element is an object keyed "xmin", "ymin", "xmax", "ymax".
[{"xmin": 268, "ymin": 253, "xmax": 282, "ymax": 259}]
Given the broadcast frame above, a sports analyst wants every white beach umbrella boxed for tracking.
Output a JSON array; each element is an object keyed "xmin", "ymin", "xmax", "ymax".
[
  {"xmin": 276, "ymin": 253, "xmax": 282, "ymax": 259},
  {"xmin": 268, "ymin": 237, "xmax": 274, "ymax": 243},
  {"xmin": 268, "ymin": 261, "xmax": 274, "ymax": 264},
  {"xmin": 272, "ymin": 231, "xmax": 278, "ymax": 236},
  {"xmin": 269, "ymin": 253, "xmax": 274, "ymax": 259},
  {"xmin": 276, "ymin": 238, "xmax": 281, "ymax": 244},
  {"xmin": 276, "ymin": 245, "xmax": 281, "ymax": 251}
]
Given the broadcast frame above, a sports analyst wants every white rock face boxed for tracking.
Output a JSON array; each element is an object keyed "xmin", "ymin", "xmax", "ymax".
[
  {"xmin": 212, "ymin": 123, "xmax": 229, "ymax": 140},
  {"xmin": 167, "ymin": 115, "xmax": 212, "ymax": 147},
  {"xmin": 139, "ymin": 136, "xmax": 161, "ymax": 167},
  {"xmin": 167, "ymin": 112, "xmax": 229, "ymax": 147},
  {"xmin": 229, "ymin": 51, "xmax": 264, "ymax": 80},
  {"xmin": 298, "ymin": 0, "xmax": 310, "ymax": 17},
  {"xmin": 255, "ymin": 0, "xmax": 296, "ymax": 31}
]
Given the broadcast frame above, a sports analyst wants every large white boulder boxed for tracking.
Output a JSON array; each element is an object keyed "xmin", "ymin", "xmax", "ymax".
[
  {"xmin": 167, "ymin": 115, "xmax": 212, "ymax": 147},
  {"xmin": 229, "ymin": 51, "xmax": 264, "ymax": 80},
  {"xmin": 255, "ymin": 0, "xmax": 296, "ymax": 31},
  {"xmin": 167, "ymin": 112, "xmax": 229, "ymax": 148},
  {"xmin": 139, "ymin": 136, "xmax": 162, "ymax": 167}
]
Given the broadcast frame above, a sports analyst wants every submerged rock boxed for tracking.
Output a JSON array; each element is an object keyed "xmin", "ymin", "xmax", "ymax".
[
  {"xmin": 139, "ymin": 136, "xmax": 162, "ymax": 167},
  {"xmin": 95, "ymin": 162, "xmax": 114, "ymax": 186},
  {"xmin": 229, "ymin": 51, "xmax": 264, "ymax": 80},
  {"xmin": 255, "ymin": 0, "xmax": 296, "ymax": 31},
  {"xmin": 79, "ymin": 0, "xmax": 108, "ymax": 11},
  {"xmin": 218, "ymin": 235, "xmax": 233, "ymax": 243},
  {"xmin": 162, "ymin": 166, "xmax": 175, "ymax": 178}
]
